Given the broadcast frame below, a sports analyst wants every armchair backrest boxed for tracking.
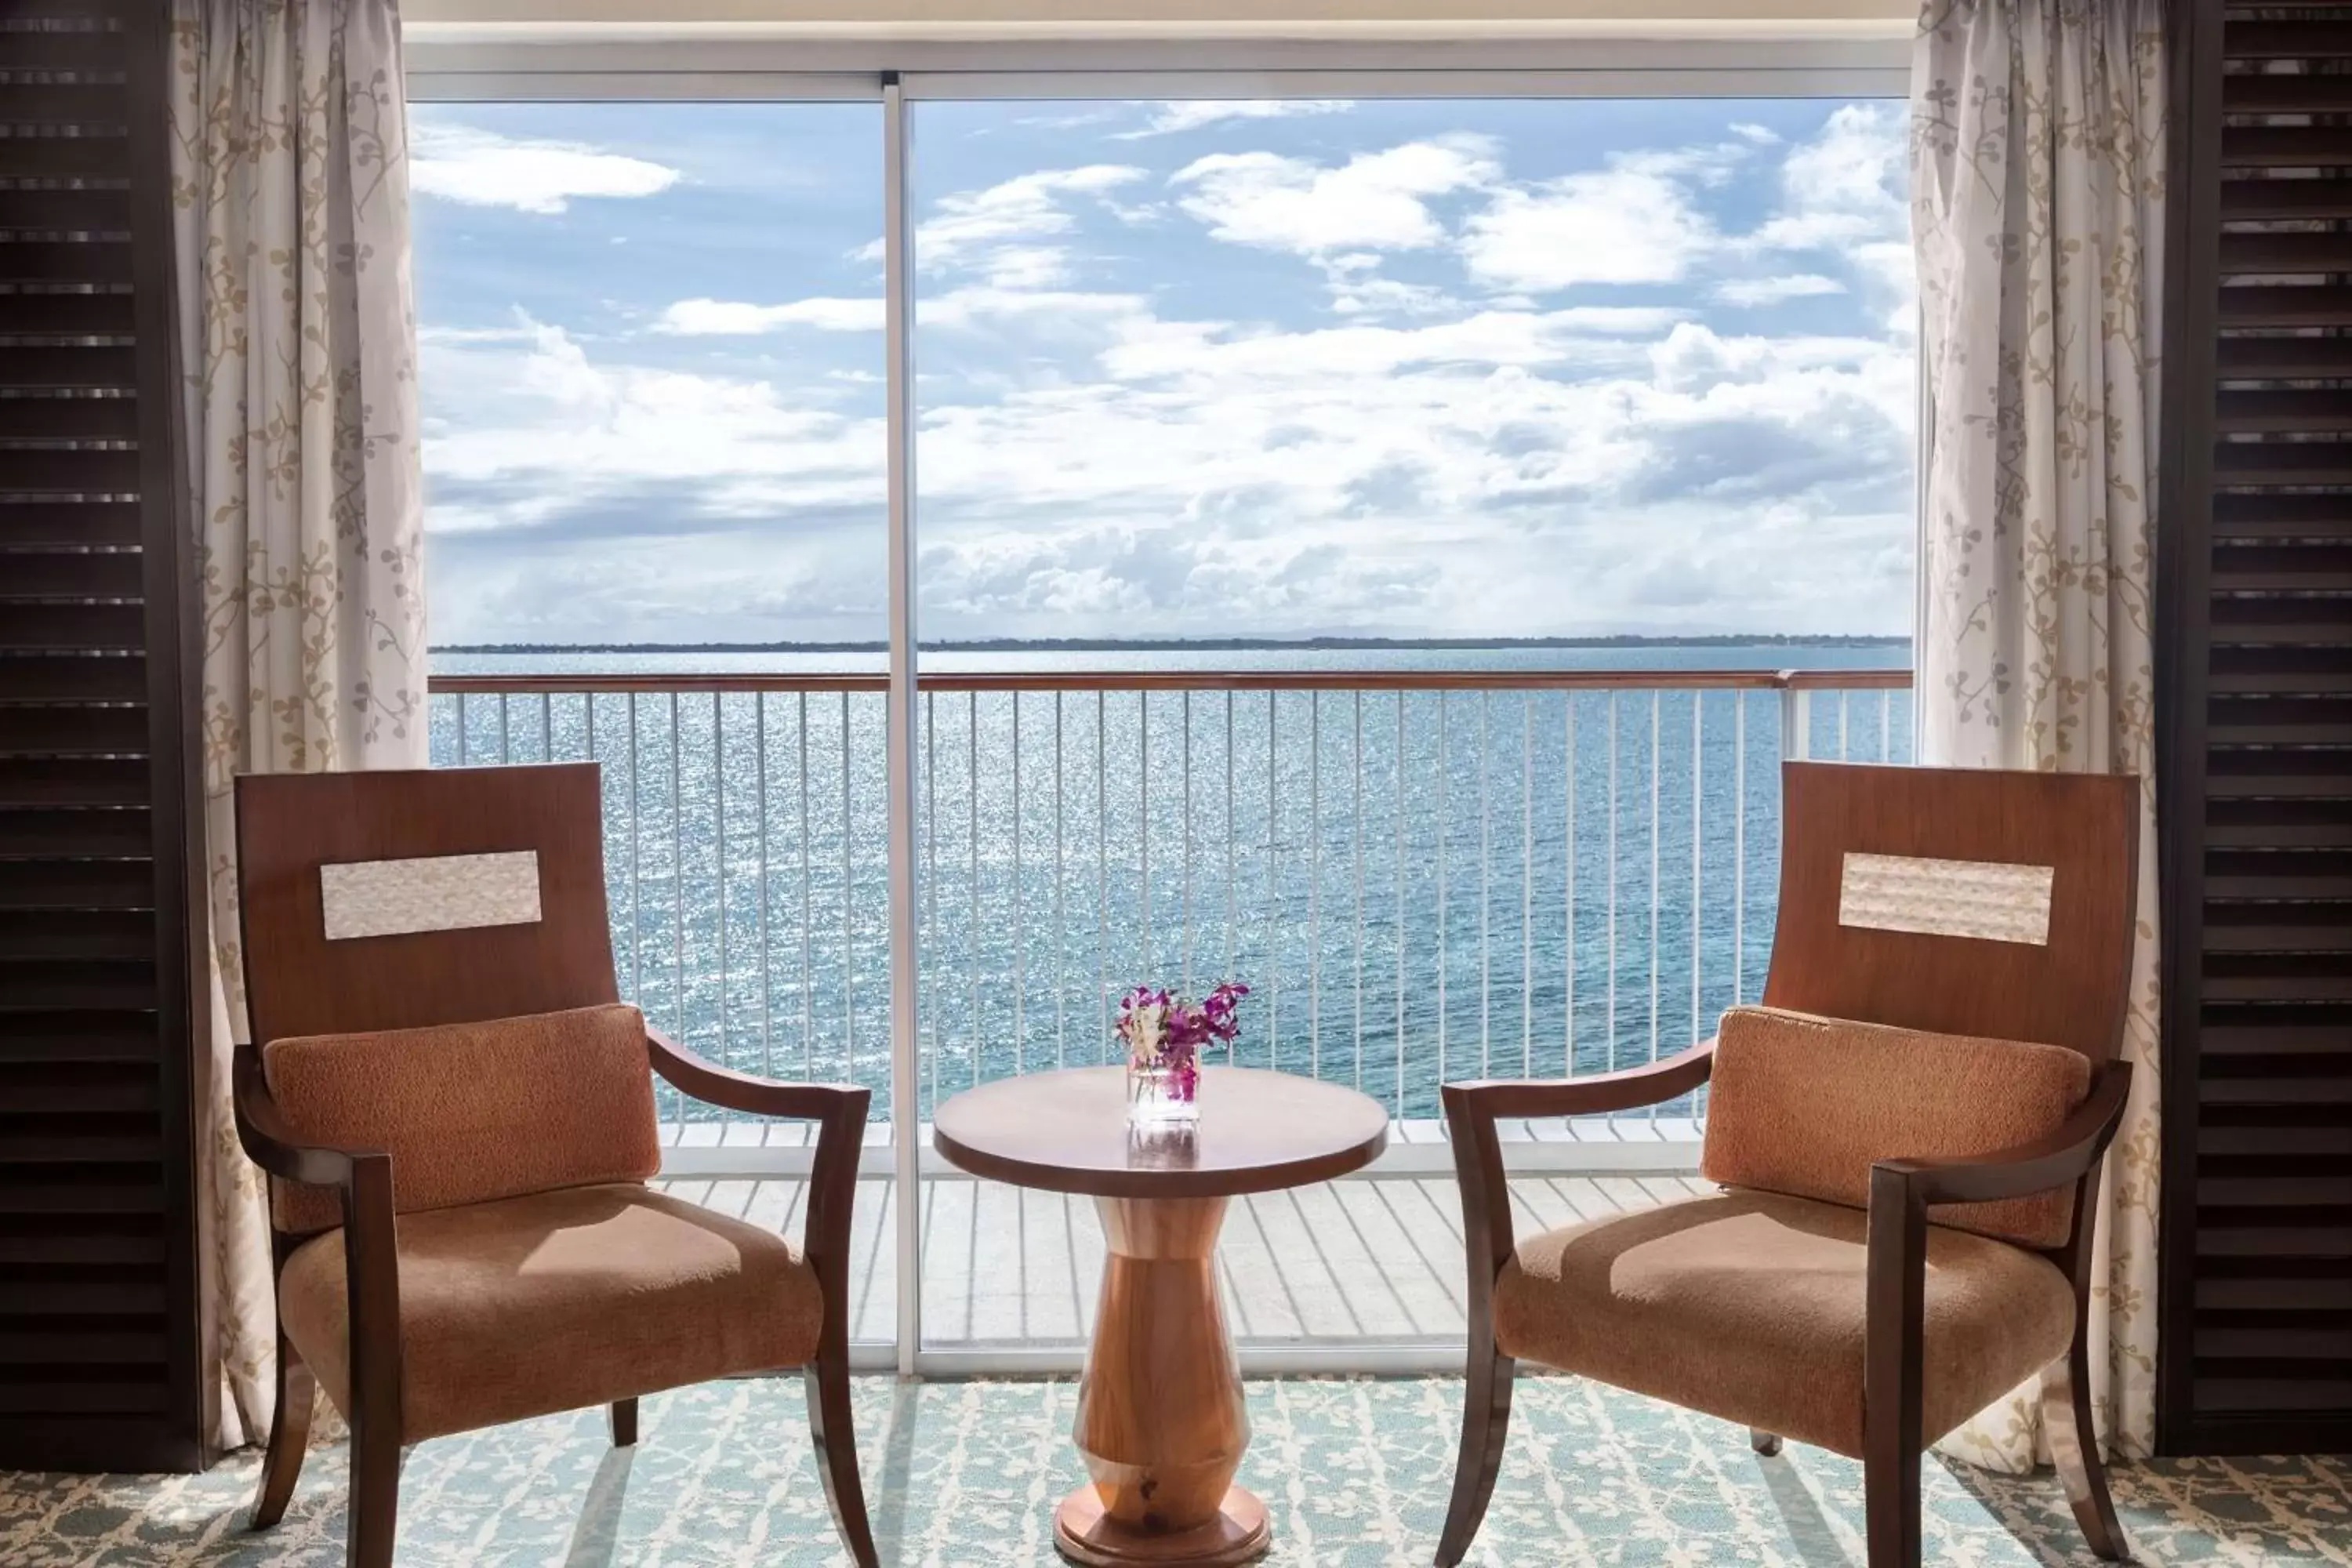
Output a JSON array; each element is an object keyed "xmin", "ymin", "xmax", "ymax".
[
  {"xmin": 235, "ymin": 765, "xmax": 650, "ymax": 1235},
  {"xmin": 235, "ymin": 764, "xmax": 619, "ymax": 1047},
  {"xmin": 1761, "ymin": 761, "xmax": 2140, "ymax": 1063}
]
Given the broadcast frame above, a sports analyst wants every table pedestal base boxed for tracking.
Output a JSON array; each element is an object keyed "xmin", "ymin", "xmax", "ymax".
[
  {"xmin": 1054, "ymin": 1484, "xmax": 1269, "ymax": 1566},
  {"xmin": 1060, "ymin": 1194, "xmax": 1269, "ymax": 1567}
]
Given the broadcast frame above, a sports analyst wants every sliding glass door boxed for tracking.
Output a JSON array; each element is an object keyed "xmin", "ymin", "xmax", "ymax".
[{"xmin": 405, "ymin": 64, "xmax": 1916, "ymax": 1373}]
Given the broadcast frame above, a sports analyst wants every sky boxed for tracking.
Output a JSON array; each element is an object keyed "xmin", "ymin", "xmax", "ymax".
[{"xmin": 412, "ymin": 96, "xmax": 1917, "ymax": 648}]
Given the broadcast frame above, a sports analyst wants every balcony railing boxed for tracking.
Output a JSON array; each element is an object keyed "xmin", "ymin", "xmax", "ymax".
[
  {"xmin": 428, "ymin": 662, "xmax": 1910, "ymax": 1152},
  {"xmin": 426, "ymin": 667, "xmax": 1910, "ymax": 1151}
]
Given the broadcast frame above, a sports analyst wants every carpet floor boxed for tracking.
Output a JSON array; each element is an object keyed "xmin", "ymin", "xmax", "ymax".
[{"xmin": 2, "ymin": 1377, "xmax": 2346, "ymax": 1566}]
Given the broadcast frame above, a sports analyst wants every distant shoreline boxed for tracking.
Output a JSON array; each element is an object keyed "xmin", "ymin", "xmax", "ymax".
[{"xmin": 434, "ymin": 634, "xmax": 1911, "ymax": 655}]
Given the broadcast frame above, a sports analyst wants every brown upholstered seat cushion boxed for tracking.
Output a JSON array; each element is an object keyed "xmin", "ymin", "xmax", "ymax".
[
  {"xmin": 263, "ymin": 1004, "xmax": 662, "ymax": 1236},
  {"xmin": 1493, "ymin": 1190, "xmax": 2075, "ymax": 1457},
  {"xmin": 277, "ymin": 1184, "xmax": 824, "ymax": 1443},
  {"xmin": 1700, "ymin": 1005, "xmax": 2093, "ymax": 1249}
]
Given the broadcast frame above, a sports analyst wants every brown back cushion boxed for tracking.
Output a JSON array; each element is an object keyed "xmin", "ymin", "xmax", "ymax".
[
  {"xmin": 1698, "ymin": 1005, "xmax": 2092, "ymax": 1250},
  {"xmin": 263, "ymin": 1003, "xmax": 662, "ymax": 1236}
]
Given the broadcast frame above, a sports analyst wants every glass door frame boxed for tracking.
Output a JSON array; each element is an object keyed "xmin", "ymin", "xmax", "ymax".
[{"xmin": 405, "ymin": 39, "xmax": 1910, "ymax": 1377}]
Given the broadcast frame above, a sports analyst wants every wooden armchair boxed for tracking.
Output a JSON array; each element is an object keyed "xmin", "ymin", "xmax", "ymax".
[
  {"xmin": 1437, "ymin": 761, "xmax": 2140, "ymax": 1568},
  {"xmin": 230, "ymin": 764, "xmax": 877, "ymax": 1568}
]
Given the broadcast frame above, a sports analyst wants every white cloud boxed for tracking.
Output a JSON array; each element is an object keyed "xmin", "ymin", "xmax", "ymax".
[
  {"xmin": 1116, "ymin": 100, "xmax": 1355, "ymax": 140},
  {"xmin": 1461, "ymin": 162, "xmax": 1715, "ymax": 292},
  {"xmin": 410, "ymin": 122, "xmax": 680, "ymax": 215},
  {"xmin": 1171, "ymin": 137, "xmax": 1498, "ymax": 256},
  {"xmin": 1746, "ymin": 103, "xmax": 1906, "ymax": 253},
  {"xmin": 910, "ymin": 165, "xmax": 1147, "ymax": 282},
  {"xmin": 656, "ymin": 296, "xmax": 885, "ymax": 334},
  {"xmin": 1715, "ymin": 274, "xmax": 1846, "ymax": 307},
  {"xmin": 419, "ymin": 118, "xmax": 1921, "ymax": 646}
]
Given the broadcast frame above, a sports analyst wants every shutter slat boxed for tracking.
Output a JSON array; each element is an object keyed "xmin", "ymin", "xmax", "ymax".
[
  {"xmin": 2224, "ymin": 72, "xmax": 2352, "ymax": 114},
  {"xmin": 2217, "ymin": 285, "xmax": 2352, "ymax": 327},
  {"xmin": 0, "ymin": 291, "xmax": 136, "ymax": 336},
  {"xmin": 2218, "ymin": 230, "xmax": 2352, "ymax": 274},
  {"xmin": 0, "ymin": 395, "xmax": 139, "ymax": 439}
]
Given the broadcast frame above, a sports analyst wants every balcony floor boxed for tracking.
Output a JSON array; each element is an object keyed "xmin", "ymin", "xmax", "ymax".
[{"xmin": 655, "ymin": 1170, "xmax": 1711, "ymax": 1352}]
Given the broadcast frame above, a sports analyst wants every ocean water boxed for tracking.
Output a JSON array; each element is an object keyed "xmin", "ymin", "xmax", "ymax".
[{"xmin": 429, "ymin": 642, "xmax": 1913, "ymax": 1121}]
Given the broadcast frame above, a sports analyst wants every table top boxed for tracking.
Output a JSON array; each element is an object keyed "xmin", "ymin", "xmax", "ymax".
[{"xmin": 931, "ymin": 1066, "xmax": 1390, "ymax": 1199}]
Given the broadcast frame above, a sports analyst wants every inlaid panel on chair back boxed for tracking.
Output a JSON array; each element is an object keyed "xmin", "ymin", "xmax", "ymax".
[
  {"xmin": 235, "ymin": 764, "xmax": 619, "ymax": 1048},
  {"xmin": 1762, "ymin": 761, "xmax": 2138, "ymax": 1062}
]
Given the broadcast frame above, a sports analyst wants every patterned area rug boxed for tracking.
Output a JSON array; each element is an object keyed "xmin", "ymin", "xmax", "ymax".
[{"xmin": 4, "ymin": 1376, "xmax": 2347, "ymax": 1566}]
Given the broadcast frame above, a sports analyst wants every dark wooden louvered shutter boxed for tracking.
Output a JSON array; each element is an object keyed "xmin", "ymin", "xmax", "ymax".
[
  {"xmin": 0, "ymin": 1, "xmax": 212, "ymax": 1472},
  {"xmin": 2158, "ymin": 0, "xmax": 2352, "ymax": 1456}
]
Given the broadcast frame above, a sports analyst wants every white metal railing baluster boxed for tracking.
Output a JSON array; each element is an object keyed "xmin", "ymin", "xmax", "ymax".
[
  {"xmin": 968, "ymin": 691, "xmax": 979, "ymax": 1086},
  {"xmin": 1394, "ymin": 693, "xmax": 1406, "ymax": 1116},
  {"xmin": 1352, "ymin": 691, "xmax": 1364, "ymax": 1094},
  {"xmin": 1690, "ymin": 691, "xmax": 1703, "ymax": 1066},
  {"xmin": 1225, "ymin": 693, "xmax": 1236, "ymax": 992},
  {"xmin": 1266, "ymin": 692, "xmax": 1278, "ymax": 1068},
  {"xmin": 1012, "ymin": 692, "xmax": 1023, "ymax": 1074},
  {"xmin": 1781, "ymin": 685, "xmax": 1804, "ymax": 764},
  {"xmin": 1096, "ymin": 691, "xmax": 1108, "ymax": 1059},
  {"xmin": 1880, "ymin": 688, "xmax": 1892, "ymax": 763},
  {"xmin": 1308, "ymin": 690, "xmax": 1320, "ymax": 1080},
  {"xmin": 1139, "ymin": 691, "xmax": 1151, "ymax": 982},
  {"xmin": 539, "ymin": 693, "xmax": 552, "ymax": 762},
  {"xmin": 1606, "ymin": 691, "xmax": 1617, "ymax": 1075},
  {"xmin": 1734, "ymin": 691, "xmax": 1748, "ymax": 1004},
  {"xmin": 627, "ymin": 695, "xmax": 641, "ymax": 1002},
  {"xmin": 1521, "ymin": 691, "xmax": 1533, "ymax": 1077},
  {"xmin": 670, "ymin": 691, "xmax": 684, "ymax": 1049},
  {"xmin": 456, "ymin": 693, "xmax": 468, "ymax": 766},
  {"xmin": 1479, "ymin": 691, "xmax": 1490, "ymax": 1079},
  {"xmin": 1436, "ymin": 693, "xmax": 1448, "ymax": 1091},
  {"xmin": 716, "ymin": 692, "xmax": 728, "ymax": 1069},
  {"xmin": 757, "ymin": 693, "xmax": 771, "ymax": 1080},
  {"xmin": 924, "ymin": 691, "xmax": 938, "ymax": 1106},
  {"xmin": 1648, "ymin": 690, "xmax": 1661, "ymax": 1072},
  {"xmin": 799, "ymin": 691, "xmax": 814, "ymax": 1083},
  {"xmin": 1182, "ymin": 690, "xmax": 1194, "ymax": 1000},
  {"xmin": 1565, "ymin": 691, "xmax": 1577, "ymax": 1076},
  {"xmin": 1839, "ymin": 689, "xmax": 1851, "ymax": 761},
  {"xmin": 840, "ymin": 692, "xmax": 853, "ymax": 1077},
  {"xmin": 1054, "ymin": 691, "xmax": 1065, "ymax": 1070},
  {"xmin": 499, "ymin": 692, "xmax": 509, "ymax": 763}
]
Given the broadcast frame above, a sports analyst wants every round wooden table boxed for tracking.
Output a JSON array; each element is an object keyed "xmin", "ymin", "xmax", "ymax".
[{"xmin": 933, "ymin": 1065, "xmax": 1389, "ymax": 1566}]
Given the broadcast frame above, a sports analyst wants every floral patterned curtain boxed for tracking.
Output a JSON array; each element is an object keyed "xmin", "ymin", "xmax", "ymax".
[
  {"xmin": 1910, "ymin": 0, "xmax": 2165, "ymax": 1468},
  {"xmin": 169, "ymin": 0, "xmax": 426, "ymax": 1450}
]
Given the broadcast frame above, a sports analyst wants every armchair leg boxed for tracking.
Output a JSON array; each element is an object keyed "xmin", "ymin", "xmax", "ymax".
[
  {"xmin": 610, "ymin": 1398, "xmax": 639, "ymax": 1447},
  {"xmin": 1748, "ymin": 1429, "xmax": 1782, "ymax": 1457},
  {"xmin": 804, "ymin": 1338, "xmax": 878, "ymax": 1568},
  {"xmin": 1862, "ymin": 1436, "xmax": 1920, "ymax": 1568},
  {"xmin": 251, "ymin": 1332, "xmax": 314, "ymax": 1529},
  {"xmin": 2042, "ymin": 1351, "xmax": 2126, "ymax": 1560},
  {"xmin": 347, "ymin": 1414, "xmax": 402, "ymax": 1568},
  {"xmin": 1434, "ymin": 1342, "xmax": 1515, "ymax": 1567}
]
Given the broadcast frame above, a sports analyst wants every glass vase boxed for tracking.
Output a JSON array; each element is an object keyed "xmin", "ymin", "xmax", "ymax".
[{"xmin": 1126, "ymin": 1051, "xmax": 1200, "ymax": 1127}]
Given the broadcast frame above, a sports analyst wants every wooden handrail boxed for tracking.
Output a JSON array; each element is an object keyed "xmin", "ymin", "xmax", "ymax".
[{"xmin": 426, "ymin": 666, "xmax": 1915, "ymax": 696}]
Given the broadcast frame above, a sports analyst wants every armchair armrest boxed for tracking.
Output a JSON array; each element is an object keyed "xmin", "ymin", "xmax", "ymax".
[
  {"xmin": 644, "ymin": 1025, "xmax": 872, "ymax": 1309},
  {"xmin": 1443, "ymin": 1040, "xmax": 1716, "ymax": 1124},
  {"xmin": 645, "ymin": 1025, "xmax": 871, "ymax": 1126},
  {"xmin": 231, "ymin": 1041, "xmax": 405, "ymax": 1431},
  {"xmin": 232, "ymin": 1040, "xmax": 372, "ymax": 1190},
  {"xmin": 1872, "ymin": 1060, "xmax": 2134, "ymax": 1208},
  {"xmin": 1442, "ymin": 1041, "xmax": 1717, "ymax": 1299},
  {"xmin": 1863, "ymin": 1060, "xmax": 2134, "ymax": 1483}
]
